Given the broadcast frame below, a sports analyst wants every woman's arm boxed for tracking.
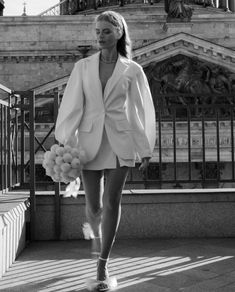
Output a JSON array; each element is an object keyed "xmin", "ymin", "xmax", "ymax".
[
  {"xmin": 55, "ymin": 61, "xmax": 85, "ymax": 145},
  {"xmin": 127, "ymin": 66, "xmax": 156, "ymax": 160}
]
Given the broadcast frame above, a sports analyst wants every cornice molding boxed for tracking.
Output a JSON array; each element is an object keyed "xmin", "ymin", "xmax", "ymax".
[
  {"xmin": 0, "ymin": 53, "xmax": 81, "ymax": 63},
  {"xmin": 31, "ymin": 33, "xmax": 235, "ymax": 95},
  {"xmin": 133, "ymin": 32, "xmax": 235, "ymax": 71}
]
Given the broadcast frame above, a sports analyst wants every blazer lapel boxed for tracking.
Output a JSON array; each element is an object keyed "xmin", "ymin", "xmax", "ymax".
[
  {"xmin": 104, "ymin": 55, "xmax": 129, "ymax": 101},
  {"xmin": 87, "ymin": 52, "xmax": 103, "ymax": 103}
]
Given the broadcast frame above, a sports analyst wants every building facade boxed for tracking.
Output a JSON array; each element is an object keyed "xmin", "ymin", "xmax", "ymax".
[{"xmin": 0, "ymin": 3, "xmax": 235, "ymax": 187}]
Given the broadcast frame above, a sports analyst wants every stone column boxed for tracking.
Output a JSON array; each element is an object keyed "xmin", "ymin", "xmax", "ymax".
[
  {"xmin": 213, "ymin": 0, "xmax": 219, "ymax": 7},
  {"xmin": 0, "ymin": 0, "xmax": 4, "ymax": 16},
  {"xmin": 225, "ymin": 0, "xmax": 230, "ymax": 10},
  {"xmin": 219, "ymin": 0, "xmax": 225, "ymax": 8},
  {"xmin": 220, "ymin": 0, "xmax": 230, "ymax": 10},
  {"xmin": 229, "ymin": 0, "xmax": 235, "ymax": 10}
]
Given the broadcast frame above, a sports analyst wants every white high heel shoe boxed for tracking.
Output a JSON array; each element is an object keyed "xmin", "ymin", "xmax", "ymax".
[{"xmin": 86, "ymin": 257, "xmax": 117, "ymax": 291}]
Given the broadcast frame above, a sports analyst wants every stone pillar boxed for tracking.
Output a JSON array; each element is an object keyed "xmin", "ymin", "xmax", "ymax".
[
  {"xmin": 60, "ymin": 0, "xmax": 69, "ymax": 15},
  {"xmin": 164, "ymin": 0, "xmax": 169, "ymax": 13},
  {"xmin": 213, "ymin": 0, "xmax": 219, "ymax": 7},
  {"xmin": 220, "ymin": 0, "xmax": 230, "ymax": 10},
  {"xmin": 225, "ymin": 0, "xmax": 230, "ymax": 10},
  {"xmin": 219, "ymin": 0, "xmax": 226, "ymax": 8},
  {"xmin": 0, "ymin": 0, "xmax": 5, "ymax": 16},
  {"xmin": 229, "ymin": 0, "xmax": 235, "ymax": 10}
]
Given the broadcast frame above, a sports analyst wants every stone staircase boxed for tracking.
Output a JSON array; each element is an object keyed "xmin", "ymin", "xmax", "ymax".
[{"xmin": 0, "ymin": 193, "xmax": 29, "ymax": 278}]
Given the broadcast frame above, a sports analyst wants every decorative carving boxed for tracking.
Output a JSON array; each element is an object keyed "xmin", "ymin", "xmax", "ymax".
[
  {"xmin": 0, "ymin": 0, "xmax": 4, "ymax": 16},
  {"xmin": 166, "ymin": 0, "xmax": 193, "ymax": 22},
  {"xmin": 144, "ymin": 55, "xmax": 235, "ymax": 117},
  {"xmin": 133, "ymin": 33, "xmax": 235, "ymax": 68},
  {"xmin": 194, "ymin": 0, "xmax": 214, "ymax": 7},
  {"xmin": 0, "ymin": 54, "xmax": 81, "ymax": 63},
  {"xmin": 68, "ymin": 0, "xmax": 77, "ymax": 14}
]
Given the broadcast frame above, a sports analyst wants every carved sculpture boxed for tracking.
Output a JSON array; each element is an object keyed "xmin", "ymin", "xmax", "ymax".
[
  {"xmin": 194, "ymin": 0, "xmax": 214, "ymax": 7},
  {"xmin": 144, "ymin": 55, "xmax": 235, "ymax": 117},
  {"xmin": 166, "ymin": 0, "xmax": 193, "ymax": 21},
  {"xmin": 0, "ymin": 0, "xmax": 4, "ymax": 16}
]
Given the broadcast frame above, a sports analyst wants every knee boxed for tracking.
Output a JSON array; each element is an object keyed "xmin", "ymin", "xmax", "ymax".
[
  {"xmin": 104, "ymin": 193, "xmax": 122, "ymax": 211},
  {"xmin": 86, "ymin": 204, "xmax": 102, "ymax": 219}
]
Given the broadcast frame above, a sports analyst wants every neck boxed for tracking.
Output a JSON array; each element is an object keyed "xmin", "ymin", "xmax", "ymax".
[{"xmin": 100, "ymin": 50, "xmax": 118, "ymax": 63}]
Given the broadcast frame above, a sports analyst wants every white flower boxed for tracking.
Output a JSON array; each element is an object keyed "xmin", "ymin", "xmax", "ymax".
[{"xmin": 42, "ymin": 143, "xmax": 84, "ymax": 185}]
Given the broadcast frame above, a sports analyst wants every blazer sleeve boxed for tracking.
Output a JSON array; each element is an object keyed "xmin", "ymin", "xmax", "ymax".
[
  {"xmin": 127, "ymin": 66, "xmax": 156, "ymax": 159},
  {"xmin": 55, "ymin": 61, "xmax": 84, "ymax": 145}
]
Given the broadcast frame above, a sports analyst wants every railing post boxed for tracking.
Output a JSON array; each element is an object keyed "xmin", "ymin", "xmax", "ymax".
[
  {"xmin": 0, "ymin": 104, "xmax": 3, "ymax": 191},
  {"xmin": 29, "ymin": 90, "xmax": 36, "ymax": 241},
  {"xmin": 3, "ymin": 105, "xmax": 7, "ymax": 190},
  {"xmin": 20, "ymin": 95, "xmax": 25, "ymax": 186},
  {"xmin": 14, "ymin": 94, "xmax": 19, "ymax": 184},
  {"xmin": 7, "ymin": 94, "xmax": 12, "ymax": 190},
  {"xmin": 54, "ymin": 92, "xmax": 61, "ymax": 240}
]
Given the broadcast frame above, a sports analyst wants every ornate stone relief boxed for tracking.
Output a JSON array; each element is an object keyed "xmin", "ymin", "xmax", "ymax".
[
  {"xmin": 0, "ymin": 54, "xmax": 80, "ymax": 63},
  {"xmin": 166, "ymin": 0, "xmax": 194, "ymax": 22},
  {"xmin": 132, "ymin": 34, "xmax": 235, "ymax": 167},
  {"xmin": 144, "ymin": 54, "xmax": 235, "ymax": 117},
  {"xmin": 133, "ymin": 33, "xmax": 235, "ymax": 70}
]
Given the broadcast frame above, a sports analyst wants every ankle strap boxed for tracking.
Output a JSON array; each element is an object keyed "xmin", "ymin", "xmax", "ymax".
[{"xmin": 99, "ymin": 257, "xmax": 108, "ymax": 262}]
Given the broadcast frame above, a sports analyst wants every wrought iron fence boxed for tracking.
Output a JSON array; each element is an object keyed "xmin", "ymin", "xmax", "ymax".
[
  {"xmin": 16, "ymin": 92, "xmax": 235, "ymax": 190},
  {"xmin": 39, "ymin": 0, "xmax": 136, "ymax": 16},
  {"xmin": 2, "ymin": 90, "xmax": 235, "ymax": 191},
  {"xmin": 2, "ymin": 90, "xmax": 235, "ymax": 240},
  {"xmin": 0, "ymin": 85, "xmax": 20, "ymax": 193},
  {"xmin": 141, "ymin": 100, "xmax": 235, "ymax": 189}
]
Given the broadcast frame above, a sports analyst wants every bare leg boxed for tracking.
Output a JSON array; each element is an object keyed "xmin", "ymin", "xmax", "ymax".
[
  {"xmin": 98, "ymin": 166, "xmax": 129, "ymax": 281},
  {"xmin": 81, "ymin": 170, "xmax": 104, "ymax": 254}
]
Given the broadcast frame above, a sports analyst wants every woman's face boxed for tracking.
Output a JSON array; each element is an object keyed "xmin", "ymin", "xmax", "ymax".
[{"xmin": 95, "ymin": 20, "xmax": 120, "ymax": 50}]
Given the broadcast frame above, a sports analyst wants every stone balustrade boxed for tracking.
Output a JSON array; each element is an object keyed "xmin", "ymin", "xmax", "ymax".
[{"xmin": 0, "ymin": 194, "xmax": 29, "ymax": 278}]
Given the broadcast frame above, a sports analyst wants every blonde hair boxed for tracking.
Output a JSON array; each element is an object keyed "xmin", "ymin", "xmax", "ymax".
[{"xmin": 96, "ymin": 11, "xmax": 132, "ymax": 59}]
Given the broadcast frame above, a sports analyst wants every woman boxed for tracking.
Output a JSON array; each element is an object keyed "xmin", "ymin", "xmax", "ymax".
[{"xmin": 55, "ymin": 10, "xmax": 156, "ymax": 291}]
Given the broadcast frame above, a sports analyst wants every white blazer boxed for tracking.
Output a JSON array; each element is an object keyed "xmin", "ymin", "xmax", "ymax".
[{"xmin": 55, "ymin": 52, "xmax": 156, "ymax": 163}]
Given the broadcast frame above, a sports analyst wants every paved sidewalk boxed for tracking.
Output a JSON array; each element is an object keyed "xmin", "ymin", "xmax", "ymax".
[{"xmin": 1, "ymin": 238, "xmax": 235, "ymax": 292}]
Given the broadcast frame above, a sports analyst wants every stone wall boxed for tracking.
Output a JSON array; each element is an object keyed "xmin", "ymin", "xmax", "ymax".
[{"xmin": 35, "ymin": 189, "xmax": 235, "ymax": 240}]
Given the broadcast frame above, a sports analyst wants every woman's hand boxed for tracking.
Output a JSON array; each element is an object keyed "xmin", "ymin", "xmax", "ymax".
[{"xmin": 139, "ymin": 157, "xmax": 150, "ymax": 175}]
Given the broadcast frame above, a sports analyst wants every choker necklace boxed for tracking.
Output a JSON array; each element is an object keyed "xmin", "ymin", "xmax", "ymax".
[{"xmin": 100, "ymin": 56, "xmax": 117, "ymax": 64}]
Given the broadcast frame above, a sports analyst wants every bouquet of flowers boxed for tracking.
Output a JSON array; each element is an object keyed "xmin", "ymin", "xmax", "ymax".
[{"xmin": 42, "ymin": 143, "xmax": 85, "ymax": 184}]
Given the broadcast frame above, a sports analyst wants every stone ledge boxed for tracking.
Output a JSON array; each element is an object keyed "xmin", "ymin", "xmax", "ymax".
[
  {"xmin": 0, "ymin": 194, "xmax": 29, "ymax": 278},
  {"xmin": 34, "ymin": 189, "xmax": 235, "ymax": 240}
]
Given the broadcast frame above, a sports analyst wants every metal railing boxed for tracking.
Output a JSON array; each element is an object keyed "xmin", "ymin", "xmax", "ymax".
[
  {"xmin": 38, "ymin": 0, "xmax": 226, "ymax": 16},
  {"xmin": 1, "ymin": 87, "xmax": 235, "ymax": 243},
  {"xmin": 3, "ymin": 91, "xmax": 235, "ymax": 192},
  {"xmin": 141, "ymin": 95, "xmax": 235, "ymax": 189},
  {"xmin": 2, "ymin": 90, "xmax": 235, "ymax": 239},
  {"xmin": 38, "ymin": 0, "xmax": 67, "ymax": 16},
  {"xmin": 10, "ymin": 91, "xmax": 60, "ymax": 240},
  {"xmin": 0, "ymin": 84, "xmax": 21, "ymax": 193},
  {"xmin": 39, "ymin": 0, "xmax": 137, "ymax": 16},
  {"xmin": 19, "ymin": 92, "xmax": 235, "ymax": 190}
]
